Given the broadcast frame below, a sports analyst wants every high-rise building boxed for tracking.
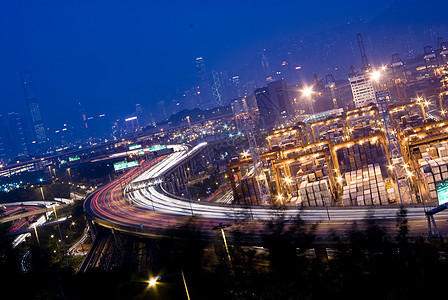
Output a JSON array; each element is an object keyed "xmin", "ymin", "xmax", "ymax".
[
  {"xmin": 261, "ymin": 53, "xmax": 272, "ymax": 82},
  {"xmin": 349, "ymin": 73, "xmax": 376, "ymax": 108},
  {"xmin": 195, "ymin": 57, "xmax": 213, "ymax": 109},
  {"xmin": 135, "ymin": 103, "xmax": 148, "ymax": 127},
  {"xmin": 21, "ymin": 71, "xmax": 47, "ymax": 150},
  {"xmin": 156, "ymin": 100, "xmax": 168, "ymax": 122},
  {"xmin": 253, "ymin": 87, "xmax": 276, "ymax": 128},
  {"xmin": 229, "ymin": 75, "xmax": 243, "ymax": 100},
  {"xmin": 211, "ymin": 70, "xmax": 223, "ymax": 106},
  {"xmin": 0, "ymin": 115, "xmax": 10, "ymax": 162},
  {"xmin": 267, "ymin": 79, "xmax": 292, "ymax": 118},
  {"xmin": 246, "ymin": 79, "xmax": 293, "ymax": 129},
  {"xmin": 7, "ymin": 112, "xmax": 28, "ymax": 157}
]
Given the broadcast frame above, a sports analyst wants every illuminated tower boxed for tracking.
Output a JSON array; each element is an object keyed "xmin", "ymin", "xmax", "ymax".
[
  {"xmin": 21, "ymin": 71, "xmax": 47, "ymax": 150},
  {"xmin": 195, "ymin": 57, "xmax": 213, "ymax": 109}
]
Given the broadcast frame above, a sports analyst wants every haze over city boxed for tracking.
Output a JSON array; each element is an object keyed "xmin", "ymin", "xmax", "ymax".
[
  {"xmin": 0, "ymin": 0, "xmax": 446, "ymax": 128},
  {"xmin": 2, "ymin": 1, "xmax": 448, "ymax": 299}
]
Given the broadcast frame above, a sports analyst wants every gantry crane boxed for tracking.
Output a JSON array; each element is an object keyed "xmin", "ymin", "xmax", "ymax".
[{"xmin": 376, "ymin": 90, "xmax": 414, "ymax": 204}]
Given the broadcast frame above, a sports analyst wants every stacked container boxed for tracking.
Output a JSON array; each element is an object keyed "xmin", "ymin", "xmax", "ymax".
[
  {"xmin": 336, "ymin": 141, "xmax": 383, "ymax": 173},
  {"xmin": 419, "ymin": 151, "xmax": 448, "ymax": 200},
  {"xmin": 342, "ymin": 163, "xmax": 389, "ymax": 206},
  {"xmin": 299, "ymin": 180, "xmax": 332, "ymax": 207}
]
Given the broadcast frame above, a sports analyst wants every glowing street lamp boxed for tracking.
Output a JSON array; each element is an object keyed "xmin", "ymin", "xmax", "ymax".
[
  {"xmin": 302, "ymin": 86, "xmax": 313, "ymax": 98},
  {"xmin": 148, "ymin": 272, "xmax": 190, "ymax": 300},
  {"xmin": 302, "ymin": 86, "xmax": 315, "ymax": 115},
  {"xmin": 284, "ymin": 177, "xmax": 292, "ymax": 185},
  {"xmin": 148, "ymin": 277, "xmax": 160, "ymax": 287},
  {"xmin": 416, "ymin": 96, "xmax": 427, "ymax": 119},
  {"xmin": 370, "ymin": 70, "xmax": 381, "ymax": 81}
]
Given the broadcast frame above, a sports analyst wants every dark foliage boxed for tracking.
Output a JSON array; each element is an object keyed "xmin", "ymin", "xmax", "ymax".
[{"xmin": 1, "ymin": 212, "xmax": 448, "ymax": 299}]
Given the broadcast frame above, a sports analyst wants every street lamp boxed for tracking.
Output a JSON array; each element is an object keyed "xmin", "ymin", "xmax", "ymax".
[
  {"xmin": 33, "ymin": 223, "xmax": 40, "ymax": 247},
  {"xmin": 38, "ymin": 179, "xmax": 48, "ymax": 220},
  {"xmin": 148, "ymin": 271, "xmax": 190, "ymax": 300},
  {"xmin": 213, "ymin": 223, "xmax": 233, "ymax": 270},
  {"xmin": 53, "ymin": 205, "xmax": 69, "ymax": 266},
  {"xmin": 67, "ymin": 168, "xmax": 72, "ymax": 183},
  {"xmin": 370, "ymin": 70, "xmax": 381, "ymax": 81},
  {"xmin": 276, "ymin": 193, "xmax": 284, "ymax": 205},
  {"xmin": 416, "ymin": 96, "xmax": 427, "ymax": 119},
  {"xmin": 302, "ymin": 86, "xmax": 315, "ymax": 115}
]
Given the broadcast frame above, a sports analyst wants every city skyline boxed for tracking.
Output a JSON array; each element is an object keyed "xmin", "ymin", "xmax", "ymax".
[{"xmin": 1, "ymin": 0, "xmax": 447, "ymax": 131}]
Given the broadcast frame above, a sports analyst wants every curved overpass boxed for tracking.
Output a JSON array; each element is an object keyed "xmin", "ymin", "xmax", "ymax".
[{"xmin": 84, "ymin": 143, "xmax": 448, "ymax": 238}]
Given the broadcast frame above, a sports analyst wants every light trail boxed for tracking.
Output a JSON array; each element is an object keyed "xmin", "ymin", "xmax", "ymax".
[{"xmin": 85, "ymin": 144, "xmax": 448, "ymax": 238}]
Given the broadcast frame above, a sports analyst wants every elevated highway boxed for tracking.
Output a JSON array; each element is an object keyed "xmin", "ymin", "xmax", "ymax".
[{"xmin": 84, "ymin": 143, "xmax": 448, "ymax": 239}]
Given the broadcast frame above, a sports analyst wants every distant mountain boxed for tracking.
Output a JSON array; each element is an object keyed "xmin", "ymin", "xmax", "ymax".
[
  {"xmin": 234, "ymin": 0, "xmax": 448, "ymax": 85},
  {"xmin": 161, "ymin": 105, "xmax": 232, "ymax": 127}
]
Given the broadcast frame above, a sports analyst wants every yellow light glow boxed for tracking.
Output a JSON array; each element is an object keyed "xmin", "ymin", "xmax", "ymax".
[
  {"xmin": 371, "ymin": 71, "xmax": 381, "ymax": 81},
  {"xmin": 148, "ymin": 278, "xmax": 159, "ymax": 286},
  {"xmin": 302, "ymin": 86, "xmax": 313, "ymax": 97}
]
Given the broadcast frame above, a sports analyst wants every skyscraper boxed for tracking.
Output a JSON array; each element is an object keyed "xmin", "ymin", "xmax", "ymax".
[
  {"xmin": 267, "ymin": 79, "xmax": 292, "ymax": 118},
  {"xmin": 7, "ymin": 112, "xmax": 28, "ymax": 157},
  {"xmin": 261, "ymin": 53, "xmax": 272, "ymax": 82},
  {"xmin": 0, "ymin": 115, "xmax": 10, "ymax": 162},
  {"xmin": 195, "ymin": 57, "xmax": 213, "ymax": 109},
  {"xmin": 21, "ymin": 71, "xmax": 47, "ymax": 150}
]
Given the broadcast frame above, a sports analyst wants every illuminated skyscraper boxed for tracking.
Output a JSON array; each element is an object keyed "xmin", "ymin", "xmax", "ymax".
[
  {"xmin": 21, "ymin": 71, "xmax": 47, "ymax": 150},
  {"xmin": 195, "ymin": 57, "xmax": 213, "ymax": 109},
  {"xmin": 349, "ymin": 73, "xmax": 376, "ymax": 108}
]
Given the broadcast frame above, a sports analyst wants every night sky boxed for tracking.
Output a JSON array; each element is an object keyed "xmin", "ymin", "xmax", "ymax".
[{"xmin": 0, "ymin": 0, "xmax": 447, "ymax": 129}]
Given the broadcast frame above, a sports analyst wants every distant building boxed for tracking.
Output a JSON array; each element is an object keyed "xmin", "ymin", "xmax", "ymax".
[
  {"xmin": 136, "ymin": 103, "xmax": 147, "ymax": 127},
  {"xmin": 267, "ymin": 79, "xmax": 292, "ymax": 117},
  {"xmin": 156, "ymin": 101, "xmax": 168, "ymax": 122},
  {"xmin": 349, "ymin": 73, "xmax": 376, "ymax": 108},
  {"xmin": 261, "ymin": 53, "xmax": 272, "ymax": 82},
  {"xmin": 248, "ymin": 79, "xmax": 293, "ymax": 129},
  {"xmin": 21, "ymin": 71, "xmax": 47, "ymax": 151},
  {"xmin": 195, "ymin": 57, "xmax": 214, "ymax": 109},
  {"xmin": 7, "ymin": 112, "xmax": 29, "ymax": 157},
  {"xmin": 0, "ymin": 115, "xmax": 10, "ymax": 162}
]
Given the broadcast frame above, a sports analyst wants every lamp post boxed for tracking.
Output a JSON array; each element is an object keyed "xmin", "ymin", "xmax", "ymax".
[
  {"xmin": 33, "ymin": 223, "xmax": 40, "ymax": 247},
  {"xmin": 213, "ymin": 223, "xmax": 233, "ymax": 271},
  {"xmin": 38, "ymin": 179, "xmax": 48, "ymax": 221},
  {"xmin": 53, "ymin": 205, "xmax": 69, "ymax": 267},
  {"xmin": 67, "ymin": 168, "xmax": 77, "ymax": 200},
  {"xmin": 148, "ymin": 270, "xmax": 191, "ymax": 300},
  {"xmin": 302, "ymin": 86, "xmax": 315, "ymax": 115}
]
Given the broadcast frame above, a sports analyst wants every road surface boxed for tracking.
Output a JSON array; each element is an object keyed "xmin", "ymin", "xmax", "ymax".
[{"xmin": 84, "ymin": 144, "xmax": 448, "ymax": 239}]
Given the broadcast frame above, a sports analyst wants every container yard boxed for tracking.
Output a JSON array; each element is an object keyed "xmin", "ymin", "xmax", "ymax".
[{"xmin": 228, "ymin": 78, "xmax": 448, "ymax": 209}]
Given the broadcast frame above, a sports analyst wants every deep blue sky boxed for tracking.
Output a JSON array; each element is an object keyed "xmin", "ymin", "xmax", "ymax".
[{"xmin": 0, "ymin": 0, "xmax": 446, "ymax": 129}]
